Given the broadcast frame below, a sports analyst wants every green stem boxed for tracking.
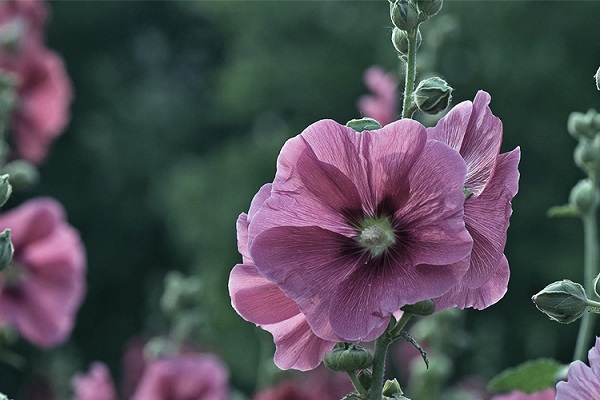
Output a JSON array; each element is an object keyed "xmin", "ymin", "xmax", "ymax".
[
  {"xmin": 574, "ymin": 201, "xmax": 599, "ymax": 361},
  {"xmin": 347, "ymin": 370, "xmax": 367, "ymax": 397},
  {"xmin": 401, "ymin": 28, "xmax": 419, "ymax": 119}
]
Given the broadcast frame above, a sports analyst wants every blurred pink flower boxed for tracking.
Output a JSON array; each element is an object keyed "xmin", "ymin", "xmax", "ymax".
[
  {"xmin": 72, "ymin": 362, "xmax": 118, "ymax": 400},
  {"xmin": 0, "ymin": 197, "xmax": 86, "ymax": 347},
  {"xmin": 0, "ymin": 0, "xmax": 73, "ymax": 164},
  {"xmin": 428, "ymin": 91, "xmax": 520, "ymax": 310},
  {"xmin": 357, "ymin": 66, "xmax": 398, "ymax": 126},
  {"xmin": 556, "ymin": 337, "xmax": 600, "ymax": 399},
  {"xmin": 229, "ymin": 184, "xmax": 338, "ymax": 371},
  {"xmin": 131, "ymin": 353, "xmax": 229, "ymax": 400},
  {"xmin": 244, "ymin": 119, "xmax": 471, "ymax": 342},
  {"xmin": 491, "ymin": 389, "xmax": 556, "ymax": 400},
  {"xmin": 253, "ymin": 367, "xmax": 353, "ymax": 400}
]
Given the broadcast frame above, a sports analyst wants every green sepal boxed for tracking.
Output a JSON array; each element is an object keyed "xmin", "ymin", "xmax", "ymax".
[
  {"xmin": 487, "ymin": 358, "xmax": 561, "ymax": 394},
  {"xmin": 547, "ymin": 204, "xmax": 579, "ymax": 218},
  {"xmin": 346, "ymin": 118, "xmax": 383, "ymax": 132}
]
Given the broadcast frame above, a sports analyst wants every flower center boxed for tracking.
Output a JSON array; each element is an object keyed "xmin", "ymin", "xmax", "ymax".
[{"xmin": 356, "ymin": 217, "xmax": 396, "ymax": 257}]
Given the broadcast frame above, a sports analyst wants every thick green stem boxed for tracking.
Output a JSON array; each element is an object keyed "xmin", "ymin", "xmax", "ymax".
[
  {"xmin": 574, "ymin": 202, "xmax": 599, "ymax": 361},
  {"xmin": 368, "ymin": 333, "xmax": 393, "ymax": 400},
  {"xmin": 347, "ymin": 370, "xmax": 367, "ymax": 397},
  {"xmin": 401, "ymin": 28, "xmax": 419, "ymax": 119}
]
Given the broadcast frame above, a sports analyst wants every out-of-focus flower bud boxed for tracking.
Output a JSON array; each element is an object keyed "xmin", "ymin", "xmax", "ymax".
[
  {"xmin": 0, "ymin": 229, "xmax": 13, "ymax": 272},
  {"xmin": 346, "ymin": 117, "xmax": 382, "ymax": 132},
  {"xmin": 568, "ymin": 110, "xmax": 600, "ymax": 140},
  {"xmin": 574, "ymin": 140, "xmax": 598, "ymax": 173},
  {"xmin": 532, "ymin": 280, "xmax": 589, "ymax": 324},
  {"xmin": 382, "ymin": 378, "xmax": 403, "ymax": 396},
  {"xmin": 401, "ymin": 299, "xmax": 435, "ymax": 316},
  {"xmin": 0, "ymin": 175, "xmax": 12, "ymax": 208},
  {"xmin": 3, "ymin": 160, "xmax": 39, "ymax": 191},
  {"xmin": 160, "ymin": 271, "xmax": 203, "ymax": 317},
  {"xmin": 416, "ymin": 0, "xmax": 443, "ymax": 17},
  {"xmin": 569, "ymin": 179, "xmax": 597, "ymax": 215},
  {"xmin": 324, "ymin": 343, "xmax": 373, "ymax": 372},
  {"xmin": 390, "ymin": 0, "xmax": 420, "ymax": 31},
  {"xmin": 412, "ymin": 77, "xmax": 453, "ymax": 115},
  {"xmin": 391, "ymin": 27, "xmax": 422, "ymax": 55}
]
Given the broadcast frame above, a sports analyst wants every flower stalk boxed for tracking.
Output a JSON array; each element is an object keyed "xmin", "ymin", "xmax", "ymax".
[{"xmin": 401, "ymin": 28, "xmax": 419, "ymax": 119}]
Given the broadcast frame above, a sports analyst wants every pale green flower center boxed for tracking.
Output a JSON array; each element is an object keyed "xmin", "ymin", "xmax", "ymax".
[{"xmin": 356, "ymin": 217, "xmax": 396, "ymax": 257}]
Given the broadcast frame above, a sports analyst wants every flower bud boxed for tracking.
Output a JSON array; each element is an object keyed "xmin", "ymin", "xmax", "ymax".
[
  {"xmin": 391, "ymin": 27, "xmax": 422, "ymax": 55},
  {"xmin": 595, "ymin": 66, "xmax": 600, "ymax": 91},
  {"xmin": 160, "ymin": 271, "xmax": 203, "ymax": 317},
  {"xmin": 324, "ymin": 344, "xmax": 373, "ymax": 372},
  {"xmin": 416, "ymin": 0, "xmax": 443, "ymax": 17},
  {"xmin": 568, "ymin": 109, "xmax": 600, "ymax": 140},
  {"xmin": 595, "ymin": 273, "xmax": 600, "ymax": 298},
  {"xmin": 4, "ymin": 160, "xmax": 39, "ymax": 192},
  {"xmin": 382, "ymin": 378, "xmax": 403, "ymax": 396},
  {"xmin": 401, "ymin": 299, "xmax": 435, "ymax": 316},
  {"xmin": 346, "ymin": 118, "xmax": 382, "ymax": 132},
  {"xmin": 569, "ymin": 179, "xmax": 597, "ymax": 214},
  {"xmin": 412, "ymin": 77, "xmax": 453, "ymax": 115},
  {"xmin": 0, "ymin": 229, "xmax": 13, "ymax": 272},
  {"xmin": 0, "ymin": 175, "xmax": 12, "ymax": 208},
  {"xmin": 532, "ymin": 280, "xmax": 589, "ymax": 324},
  {"xmin": 390, "ymin": 0, "xmax": 420, "ymax": 31}
]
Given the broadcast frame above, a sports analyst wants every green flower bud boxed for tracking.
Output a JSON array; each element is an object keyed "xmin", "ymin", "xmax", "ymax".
[
  {"xmin": 574, "ymin": 140, "xmax": 598, "ymax": 173},
  {"xmin": 390, "ymin": 0, "xmax": 420, "ymax": 31},
  {"xmin": 391, "ymin": 27, "xmax": 422, "ymax": 55},
  {"xmin": 594, "ymin": 273, "xmax": 600, "ymax": 298},
  {"xmin": 358, "ymin": 369, "xmax": 372, "ymax": 390},
  {"xmin": 416, "ymin": 0, "xmax": 443, "ymax": 17},
  {"xmin": 0, "ymin": 175, "xmax": 12, "ymax": 208},
  {"xmin": 323, "ymin": 344, "xmax": 373, "ymax": 372},
  {"xmin": 568, "ymin": 110, "xmax": 600, "ymax": 140},
  {"xmin": 382, "ymin": 378, "xmax": 403, "ymax": 396},
  {"xmin": 595, "ymin": 66, "xmax": 600, "ymax": 91},
  {"xmin": 160, "ymin": 271, "xmax": 203, "ymax": 317},
  {"xmin": 532, "ymin": 280, "xmax": 589, "ymax": 324},
  {"xmin": 569, "ymin": 179, "xmax": 597, "ymax": 214},
  {"xmin": 412, "ymin": 77, "xmax": 453, "ymax": 115},
  {"xmin": 401, "ymin": 299, "xmax": 435, "ymax": 316},
  {"xmin": 4, "ymin": 160, "xmax": 39, "ymax": 192},
  {"xmin": 0, "ymin": 229, "xmax": 13, "ymax": 272},
  {"xmin": 346, "ymin": 118, "xmax": 382, "ymax": 132}
]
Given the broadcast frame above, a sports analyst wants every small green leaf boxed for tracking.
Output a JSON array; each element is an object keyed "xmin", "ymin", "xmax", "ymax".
[
  {"xmin": 548, "ymin": 204, "xmax": 579, "ymax": 218},
  {"xmin": 488, "ymin": 358, "xmax": 561, "ymax": 394}
]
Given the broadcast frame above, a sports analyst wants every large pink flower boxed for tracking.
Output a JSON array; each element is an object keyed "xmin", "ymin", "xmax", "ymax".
[
  {"xmin": 0, "ymin": 198, "xmax": 86, "ymax": 347},
  {"xmin": 246, "ymin": 119, "xmax": 472, "ymax": 342},
  {"xmin": 72, "ymin": 362, "xmax": 118, "ymax": 400},
  {"xmin": 0, "ymin": 0, "xmax": 73, "ymax": 164},
  {"xmin": 131, "ymin": 353, "xmax": 229, "ymax": 400},
  {"xmin": 230, "ymin": 184, "xmax": 338, "ymax": 371},
  {"xmin": 357, "ymin": 66, "xmax": 398, "ymax": 126},
  {"xmin": 491, "ymin": 389, "xmax": 556, "ymax": 400},
  {"xmin": 556, "ymin": 337, "xmax": 600, "ymax": 399},
  {"xmin": 428, "ymin": 91, "xmax": 520, "ymax": 310}
]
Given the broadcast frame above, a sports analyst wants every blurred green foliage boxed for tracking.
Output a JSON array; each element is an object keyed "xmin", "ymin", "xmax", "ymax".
[{"xmin": 3, "ymin": 1, "xmax": 600, "ymax": 398}]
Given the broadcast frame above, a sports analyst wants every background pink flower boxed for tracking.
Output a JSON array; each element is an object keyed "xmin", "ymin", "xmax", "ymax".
[
  {"xmin": 428, "ymin": 91, "xmax": 520, "ymax": 310},
  {"xmin": 253, "ymin": 367, "xmax": 353, "ymax": 400},
  {"xmin": 131, "ymin": 353, "xmax": 229, "ymax": 400},
  {"xmin": 0, "ymin": 197, "xmax": 86, "ymax": 347},
  {"xmin": 72, "ymin": 362, "xmax": 118, "ymax": 400},
  {"xmin": 247, "ymin": 119, "xmax": 472, "ymax": 342},
  {"xmin": 357, "ymin": 66, "xmax": 398, "ymax": 126},
  {"xmin": 556, "ymin": 337, "xmax": 600, "ymax": 399},
  {"xmin": 491, "ymin": 388, "xmax": 556, "ymax": 400}
]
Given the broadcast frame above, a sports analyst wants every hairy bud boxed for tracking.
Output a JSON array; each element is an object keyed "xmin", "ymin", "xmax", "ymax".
[
  {"xmin": 532, "ymin": 280, "xmax": 589, "ymax": 324},
  {"xmin": 413, "ymin": 77, "xmax": 453, "ymax": 115},
  {"xmin": 324, "ymin": 343, "xmax": 373, "ymax": 372}
]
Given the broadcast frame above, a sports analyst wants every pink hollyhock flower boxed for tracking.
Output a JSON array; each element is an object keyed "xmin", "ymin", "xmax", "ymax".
[
  {"xmin": 245, "ymin": 119, "xmax": 472, "ymax": 342},
  {"xmin": 72, "ymin": 363, "xmax": 118, "ymax": 400},
  {"xmin": 428, "ymin": 91, "xmax": 520, "ymax": 310},
  {"xmin": 253, "ymin": 367, "xmax": 353, "ymax": 400},
  {"xmin": 357, "ymin": 66, "xmax": 398, "ymax": 126},
  {"xmin": 0, "ymin": 45, "xmax": 73, "ymax": 164},
  {"xmin": 556, "ymin": 337, "xmax": 600, "ymax": 399},
  {"xmin": 131, "ymin": 353, "xmax": 229, "ymax": 400},
  {"xmin": 230, "ymin": 184, "xmax": 338, "ymax": 371},
  {"xmin": 0, "ymin": 198, "xmax": 86, "ymax": 347},
  {"xmin": 491, "ymin": 389, "xmax": 556, "ymax": 400}
]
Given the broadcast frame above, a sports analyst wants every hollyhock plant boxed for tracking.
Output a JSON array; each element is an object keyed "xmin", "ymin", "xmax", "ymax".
[
  {"xmin": 131, "ymin": 353, "xmax": 229, "ymax": 400},
  {"xmin": 357, "ymin": 66, "xmax": 398, "ymax": 127},
  {"xmin": 243, "ymin": 118, "xmax": 472, "ymax": 343},
  {"xmin": 428, "ymin": 90, "xmax": 520, "ymax": 310},
  {"xmin": 72, "ymin": 362, "xmax": 118, "ymax": 400},
  {"xmin": 490, "ymin": 389, "xmax": 556, "ymax": 400},
  {"xmin": 230, "ymin": 183, "xmax": 339, "ymax": 371},
  {"xmin": 556, "ymin": 337, "xmax": 600, "ymax": 399},
  {"xmin": 0, "ymin": 197, "xmax": 85, "ymax": 347}
]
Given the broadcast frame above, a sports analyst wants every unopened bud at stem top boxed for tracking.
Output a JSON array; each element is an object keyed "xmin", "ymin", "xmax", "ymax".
[
  {"xmin": 532, "ymin": 280, "xmax": 589, "ymax": 324},
  {"xmin": 390, "ymin": 0, "xmax": 420, "ymax": 31},
  {"xmin": 412, "ymin": 77, "xmax": 453, "ymax": 115}
]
